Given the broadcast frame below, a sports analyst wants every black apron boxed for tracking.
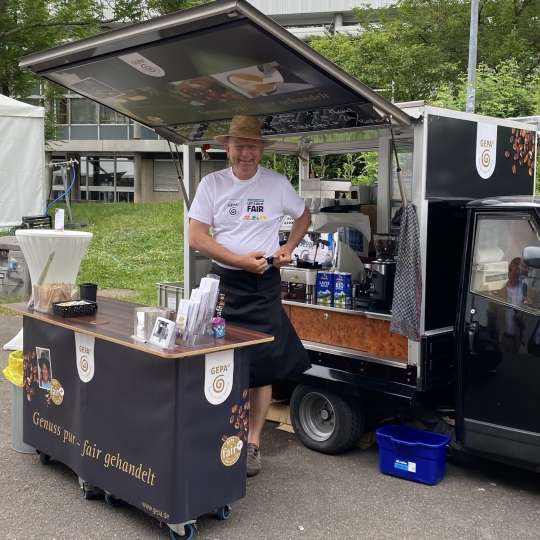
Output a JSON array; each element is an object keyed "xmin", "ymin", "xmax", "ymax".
[{"xmin": 211, "ymin": 264, "xmax": 310, "ymax": 388}]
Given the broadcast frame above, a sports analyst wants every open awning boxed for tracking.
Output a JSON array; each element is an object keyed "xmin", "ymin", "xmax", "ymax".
[{"xmin": 20, "ymin": 0, "xmax": 411, "ymax": 144}]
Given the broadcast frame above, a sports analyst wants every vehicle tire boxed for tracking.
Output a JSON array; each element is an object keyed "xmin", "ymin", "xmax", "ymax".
[
  {"xmin": 169, "ymin": 523, "xmax": 196, "ymax": 539},
  {"xmin": 290, "ymin": 384, "xmax": 364, "ymax": 454},
  {"xmin": 38, "ymin": 451, "xmax": 51, "ymax": 465}
]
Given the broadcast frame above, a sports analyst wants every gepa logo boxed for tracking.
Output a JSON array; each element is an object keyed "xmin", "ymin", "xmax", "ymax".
[
  {"xmin": 118, "ymin": 53, "xmax": 166, "ymax": 77},
  {"xmin": 204, "ymin": 350, "xmax": 234, "ymax": 405},
  {"xmin": 476, "ymin": 122, "xmax": 497, "ymax": 179},
  {"xmin": 227, "ymin": 199, "xmax": 240, "ymax": 216}
]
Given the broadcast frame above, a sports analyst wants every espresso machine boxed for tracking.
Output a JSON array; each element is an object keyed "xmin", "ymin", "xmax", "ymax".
[
  {"xmin": 280, "ymin": 266, "xmax": 318, "ymax": 303},
  {"xmin": 280, "ymin": 212, "xmax": 373, "ymax": 305},
  {"xmin": 355, "ymin": 234, "xmax": 397, "ymax": 311}
]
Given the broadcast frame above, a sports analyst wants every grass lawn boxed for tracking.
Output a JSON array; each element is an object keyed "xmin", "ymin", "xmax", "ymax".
[
  {"xmin": 1, "ymin": 201, "xmax": 184, "ymax": 310},
  {"xmin": 73, "ymin": 202, "xmax": 184, "ymax": 305}
]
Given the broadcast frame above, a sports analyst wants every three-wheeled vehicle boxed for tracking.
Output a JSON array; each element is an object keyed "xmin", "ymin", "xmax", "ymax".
[{"xmin": 20, "ymin": 0, "xmax": 539, "ymax": 473}]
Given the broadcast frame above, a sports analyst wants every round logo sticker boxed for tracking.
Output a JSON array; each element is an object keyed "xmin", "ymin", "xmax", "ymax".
[
  {"xmin": 50, "ymin": 379, "xmax": 64, "ymax": 406},
  {"xmin": 204, "ymin": 351, "xmax": 234, "ymax": 405},
  {"xmin": 220, "ymin": 436, "xmax": 243, "ymax": 467}
]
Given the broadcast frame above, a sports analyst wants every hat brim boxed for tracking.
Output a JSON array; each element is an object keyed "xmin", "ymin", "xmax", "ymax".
[{"xmin": 215, "ymin": 134, "xmax": 274, "ymax": 147}]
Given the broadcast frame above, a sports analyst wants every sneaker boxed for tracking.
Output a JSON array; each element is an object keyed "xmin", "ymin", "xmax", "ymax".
[{"xmin": 246, "ymin": 443, "xmax": 262, "ymax": 477}]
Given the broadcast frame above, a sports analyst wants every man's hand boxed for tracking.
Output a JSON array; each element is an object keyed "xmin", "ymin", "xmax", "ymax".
[
  {"xmin": 235, "ymin": 251, "xmax": 268, "ymax": 274},
  {"xmin": 272, "ymin": 246, "xmax": 293, "ymax": 268}
]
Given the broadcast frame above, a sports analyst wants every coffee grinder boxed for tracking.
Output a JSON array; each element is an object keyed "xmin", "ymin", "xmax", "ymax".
[{"xmin": 356, "ymin": 234, "xmax": 397, "ymax": 311}]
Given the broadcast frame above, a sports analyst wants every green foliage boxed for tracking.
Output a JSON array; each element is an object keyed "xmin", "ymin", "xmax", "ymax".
[
  {"xmin": 53, "ymin": 202, "xmax": 184, "ymax": 306},
  {"xmin": 310, "ymin": 156, "xmax": 328, "ymax": 179},
  {"xmin": 336, "ymin": 152, "xmax": 378, "ymax": 186},
  {"xmin": 0, "ymin": 201, "xmax": 185, "ymax": 307},
  {"xmin": 261, "ymin": 154, "xmax": 299, "ymax": 187},
  {"xmin": 310, "ymin": 0, "xmax": 540, "ymax": 106},
  {"xmin": 309, "ymin": 155, "xmax": 341, "ymax": 180},
  {"xmin": 0, "ymin": 0, "xmax": 209, "ymax": 110},
  {"xmin": 354, "ymin": 152, "xmax": 378, "ymax": 186},
  {"xmin": 260, "ymin": 151, "xmax": 378, "ymax": 188},
  {"xmin": 336, "ymin": 154, "xmax": 361, "ymax": 182},
  {"xmin": 433, "ymin": 60, "xmax": 540, "ymax": 118},
  {"xmin": 146, "ymin": 0, "xmax": 210, "ymax": 15},
  {"xmin": 0, "ymin": 0, "xmax": 102, "ymax": 97}
]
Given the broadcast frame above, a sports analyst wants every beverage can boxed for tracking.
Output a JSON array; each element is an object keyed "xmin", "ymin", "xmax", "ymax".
[
  {"xmin": 334, "ymin": 272, "xmax": 352, "ymax": 309},
  {"xmin": 316, "ymin": 271, "xmax": 335, "ymax": 306}
]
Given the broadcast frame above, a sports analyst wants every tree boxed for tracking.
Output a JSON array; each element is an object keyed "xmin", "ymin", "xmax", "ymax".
[
  {"xmin": 433, "ymin": 60, "xmax": 540, "ymax": 118},
  {"xmin": 0, "ymin": 0, "xmax": 102, "ymax": 97},
  {"xmin": 310, "ymin": 0, "xmax": 540, "ymax": 105},
  {"xmin": 0, "ymin": 0, "xmax": 209, "ymax": 98}
]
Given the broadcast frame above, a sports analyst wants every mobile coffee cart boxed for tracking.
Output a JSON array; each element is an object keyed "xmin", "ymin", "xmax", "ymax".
[
  {"xmin": 20, "ymin": 0, "xmax": 540, "ymax": 475},
  {"xmin": 9, "ymin": 297, "xmax": 272, "ymax": 539}
]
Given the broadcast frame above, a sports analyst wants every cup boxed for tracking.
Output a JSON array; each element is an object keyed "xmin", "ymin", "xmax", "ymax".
[{"xmin": 79, "ymin": 283, "xmax": 98, "ymax": 302}]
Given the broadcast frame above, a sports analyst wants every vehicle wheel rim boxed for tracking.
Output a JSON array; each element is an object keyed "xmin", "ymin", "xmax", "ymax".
[{"xmin": 298, "ymin": 392, "xmax": 335, "ymax": 442}]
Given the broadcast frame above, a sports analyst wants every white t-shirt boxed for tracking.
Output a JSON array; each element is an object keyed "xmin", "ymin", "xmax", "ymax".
[{"xmin": 188, "ymin": 166, "xmax": 306, "ymax": 269}]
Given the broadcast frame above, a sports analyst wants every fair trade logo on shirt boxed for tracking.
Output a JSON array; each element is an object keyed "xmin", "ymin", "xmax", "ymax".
[{"xmin": 243, "ymin": 198, "xmax": 268, "ymax": 221}]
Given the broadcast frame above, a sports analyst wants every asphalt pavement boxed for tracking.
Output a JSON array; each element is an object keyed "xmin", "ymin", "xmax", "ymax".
[{"xmin": 2, "ymin": 314, "xmax": 540, "ymax": 540}]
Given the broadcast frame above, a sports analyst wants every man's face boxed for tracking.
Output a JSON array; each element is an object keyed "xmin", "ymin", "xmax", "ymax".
[{"xmin": 225, "ymin": 137, "xmax": 264, "ymax": 176}]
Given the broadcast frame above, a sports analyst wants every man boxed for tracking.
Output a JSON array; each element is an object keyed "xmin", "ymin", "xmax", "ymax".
[
  {"xmin": 490, "ymin": 257, "xmax": 527, "ymax": 352},
  {"xmin": 188, "ymin": 115, "xmax": 311, "ymax": 477}
]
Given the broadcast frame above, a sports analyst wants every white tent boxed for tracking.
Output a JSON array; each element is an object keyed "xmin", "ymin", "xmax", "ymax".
[{"xmin": 0, "ymin": 94, "xmax": 46, "ymax": 227}]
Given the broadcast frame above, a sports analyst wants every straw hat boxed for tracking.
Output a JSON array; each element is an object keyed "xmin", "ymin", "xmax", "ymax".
[{"xmin": 215, "ymin": 115, "xmax": 272, "ymax": 146}]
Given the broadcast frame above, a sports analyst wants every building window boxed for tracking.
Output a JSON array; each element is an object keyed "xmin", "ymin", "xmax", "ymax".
[
  {"xmin": 116, "ymin": 158, "xmax": 134, "ymax": 188},
  {"xmin": 79, "ymin": 155, "xmax": 134, "ymax": 203},
  {"xmin": 153, "ymin": 159, "xmax": 181, "ymax": 192},
  {"xmin": 100, "ymin": 105, "xmax": 128, "ymax": 125},
  {"xmin": 71, "ymin": 98, "xmax": 97, "ymax": 124},
  {"xmin": 55, "ymin": 98, "xmax": 68, "ymax": 125}
]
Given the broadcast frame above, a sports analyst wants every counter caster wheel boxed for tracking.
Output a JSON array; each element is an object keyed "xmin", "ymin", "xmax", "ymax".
[
  {"xmin": 104, "ymin": 492, "xmax": 121, "ymax": 507},
  {"xmin": 290, "ymin": 384, "xmax": 365, "ymax": 454},
  {"xmin": 216, "ymin": 505, "xmax": 231, "ymax": 520},
  {"xmin": 38, "ymin": 452, "xmax": 51, "ymax": 465},
  {"xmin": 169, "ymin": 523, "xmax": 196, "ymax": 540},
  {"xmin": 79, "ymin": 478, "xmax": 103, "ymax": 500}
]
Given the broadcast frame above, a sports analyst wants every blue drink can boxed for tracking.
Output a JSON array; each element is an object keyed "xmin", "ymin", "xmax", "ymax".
[
  {"xmin": 334, "ymin": 272, "xmax": 352, "ymax": 309},
  {"xmin": 316, "ymin": 271, "xmax": 335, "ymax": 306}
]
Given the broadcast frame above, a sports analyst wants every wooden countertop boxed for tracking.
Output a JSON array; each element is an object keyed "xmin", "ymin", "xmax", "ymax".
[{"xmin": 7, "ymin": 297, "xmax": 273, "ymax": 359}]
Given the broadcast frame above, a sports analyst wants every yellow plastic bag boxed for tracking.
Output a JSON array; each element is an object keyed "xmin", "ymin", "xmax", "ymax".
[{"xmin": 3, "ymin": 350, "xmax": 23, "ymax": 388}]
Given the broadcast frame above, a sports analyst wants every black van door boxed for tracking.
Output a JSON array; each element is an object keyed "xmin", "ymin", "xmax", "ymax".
[{"xmin": 460, "ymin": 207, "xmax": 540, "ymax": 467}]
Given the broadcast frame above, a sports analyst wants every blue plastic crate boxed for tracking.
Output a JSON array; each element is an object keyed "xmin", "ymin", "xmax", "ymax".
[{"xmin": 375, "ymin": 425, "xmax": 450, "ymax": 486}]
